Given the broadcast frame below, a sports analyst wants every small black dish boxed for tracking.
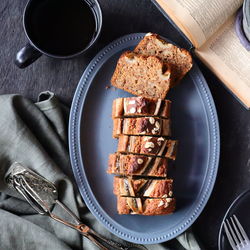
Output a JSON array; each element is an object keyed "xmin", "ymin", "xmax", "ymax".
[
  {"xmin": 218, "ymin": 189, "xmax": 250, "ymax": 250},
  {"xmin": 15, "ymin": 0, "xmax": 102, "ymax": 68}
]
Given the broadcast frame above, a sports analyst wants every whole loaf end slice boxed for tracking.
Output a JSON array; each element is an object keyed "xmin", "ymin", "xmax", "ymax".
[{"xmin": 134, "ymin": 33, "xmax": 193, "ymax": 86}]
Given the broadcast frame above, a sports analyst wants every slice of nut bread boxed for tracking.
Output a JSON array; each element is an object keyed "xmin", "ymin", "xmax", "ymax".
[
  {"xmin": 111, "ymin": 51, "xmax": 172, "ymax": 99},
  {"xmin": 134, "ymin": 33, "xmax": 193, "ymax": 86},
  {"xmin": 113, "ymin": 176, "xmax": 174, "ymax": 198},
  {"xmin": 107, "ymin": 153, "xmax": 169, "ymax": 177},
  {"xmin": 113, "ymin": 117, "xmax": 171, "ymax": 138},
  {"xmin": 112, "ymin": 96, "xmax": 171, "ymax": 119},
  {"xmin": 117, "ymin": 135, "xmax": 177, "ymax": 160},
  {"xmin": 117, "ymin": 196, "xmax": 176, "ymax": 215}
]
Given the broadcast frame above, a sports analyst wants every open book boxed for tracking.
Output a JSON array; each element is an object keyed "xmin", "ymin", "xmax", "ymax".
[{"xmin": 154, "ymin": 0, "xmax": 250, "ymax": 108}]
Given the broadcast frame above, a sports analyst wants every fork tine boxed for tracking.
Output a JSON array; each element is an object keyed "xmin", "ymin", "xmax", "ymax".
[
  {"xmin": 224, "ymin": 220, "xmax": 237, "ymax": 250},
  {"xmin": 233, "ymin": 215, "xmax": 250, "ymax": 242},
  {"xmin": 231, "ymin": 216, "xmax": 244, "ymax": 244},
  {"xmin": 227, "ymin": 218, "xmax": 241, "ymax": 246}
]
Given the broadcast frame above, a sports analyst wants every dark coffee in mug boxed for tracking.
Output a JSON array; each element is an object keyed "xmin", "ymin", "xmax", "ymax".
[
  {"xmin": 25, "ymin": 0, "xmax": 96, "ymax": 56},
  {"xmin": 15, "ymin": 0, "xmax": 102, "ymax": 68}
]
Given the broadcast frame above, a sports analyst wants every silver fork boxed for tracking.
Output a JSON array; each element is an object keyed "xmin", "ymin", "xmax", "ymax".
[{"xmin": 223, "ymin": 214, "xmax": 250, "ymax": 250}]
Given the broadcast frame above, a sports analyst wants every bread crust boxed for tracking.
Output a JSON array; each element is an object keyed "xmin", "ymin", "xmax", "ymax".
[
  {"xmin": 117, "ymin": 135, "xmax": 177, "ymax": 160},
  {"xmin": 113, "ymin": 117, "xmax": 171, "ymax": 138},
  {"xmin": 107, "ymin": 153, "xmax": 169, "ymax": 177},
  {"xmin": 117, "ymin": 196, "xmax": 176, "ymax": 215},
  {"xmin": 112, "ymin": 97, "xmax": 171, "ymax": 119},
  {"xmin": 111, "ymin": 51, "xmax": 172, "ymax": 99}
]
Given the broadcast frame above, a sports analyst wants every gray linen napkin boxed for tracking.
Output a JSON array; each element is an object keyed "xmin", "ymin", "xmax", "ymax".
[{"xmin": 0, "ymin": 92, "xmax": 201, "ymax": 250}]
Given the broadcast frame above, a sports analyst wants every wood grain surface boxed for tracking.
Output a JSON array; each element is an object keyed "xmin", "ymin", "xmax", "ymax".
[{"xmin": 1, "ymin": 0, "xmax": 250, "ymax": 249}]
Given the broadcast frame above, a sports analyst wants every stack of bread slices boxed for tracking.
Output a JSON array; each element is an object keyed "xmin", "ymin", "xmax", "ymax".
[{"xmin": 107, "ymin": 33, "xmax": 193, "ymax": 215}]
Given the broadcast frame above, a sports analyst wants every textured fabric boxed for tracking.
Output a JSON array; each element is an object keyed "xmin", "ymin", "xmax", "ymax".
[{"xmin": 0, "ymin": 92, "xmax": 201, "ymax": 250}]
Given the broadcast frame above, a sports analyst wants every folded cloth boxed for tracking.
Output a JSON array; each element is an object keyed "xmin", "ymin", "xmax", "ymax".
[{"xmin": 0, "ymin": 92, "xmax": 201, "ymax": 250}]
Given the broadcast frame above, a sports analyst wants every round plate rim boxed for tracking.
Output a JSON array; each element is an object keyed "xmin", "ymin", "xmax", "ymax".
[
  {"xmin": 69, "ymin": 33, "xmax": 220, "ymax": 244},
  {"xmin": 218, "ymin": 188, "xmax": 250, "ymax": 250}
]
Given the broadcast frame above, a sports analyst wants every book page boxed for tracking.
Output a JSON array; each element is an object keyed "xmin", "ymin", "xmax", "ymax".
[
  {"xmin": 196, "ymin": 14, "xmax": 250, "ymax": 108},
  {"xmin": 156, "ymin": 0, "xmax": 243, "ymax": 48}
]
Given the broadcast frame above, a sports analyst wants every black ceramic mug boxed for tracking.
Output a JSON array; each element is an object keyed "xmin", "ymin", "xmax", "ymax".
[{"xmin": 15, "ymin": 0, "xmax": 102, "ymax": 68}]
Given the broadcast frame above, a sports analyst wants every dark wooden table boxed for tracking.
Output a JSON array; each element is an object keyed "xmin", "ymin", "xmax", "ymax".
[{"xmin": 1, "ymin": 0, "xmax": 250, "ymax": 249}]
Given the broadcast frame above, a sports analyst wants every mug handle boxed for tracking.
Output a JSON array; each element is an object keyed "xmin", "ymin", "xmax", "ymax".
[{"xmin": 15, "ymin": 43, "xmax": 42, "ymax": 68}]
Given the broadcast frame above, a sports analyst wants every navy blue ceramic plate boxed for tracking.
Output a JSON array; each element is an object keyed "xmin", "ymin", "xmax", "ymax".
[
  {"xmin": 69, "ymin": 33, "xmax": 220, "ymax": 244},
  {"xmin": 218, "ymin": 189, "xmax": 250, "ymax": 250}
]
